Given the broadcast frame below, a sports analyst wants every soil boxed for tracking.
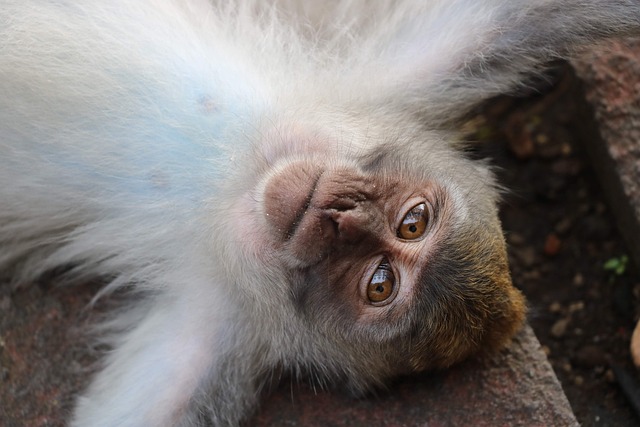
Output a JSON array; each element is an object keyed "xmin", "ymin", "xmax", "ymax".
[{"xmin": 468, "ymin": 64, "xmax": 640, "ymax": 427}]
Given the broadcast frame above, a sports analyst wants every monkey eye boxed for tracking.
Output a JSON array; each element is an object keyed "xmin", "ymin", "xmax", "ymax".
[
  {"xmin": 397, "ymin": 202, "xmax": 428, "ymax": 240},
  {"xmin": 367, "ymin": 259, "xmax": 395, "ymax": 304}
]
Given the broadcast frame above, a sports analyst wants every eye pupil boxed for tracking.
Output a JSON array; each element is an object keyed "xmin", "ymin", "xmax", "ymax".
[
  {"xmin": 398, "ymin": 202, "xmax": 428, "ymax": 239},
  {"xmin": 367, "ymin": 260, "xmax": 395, "ymax": 303}
]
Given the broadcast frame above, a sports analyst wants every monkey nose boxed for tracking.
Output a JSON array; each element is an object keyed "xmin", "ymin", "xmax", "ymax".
[{"xmin": 326, "ymin": 208, "xmax": 377, "ymax": 245}]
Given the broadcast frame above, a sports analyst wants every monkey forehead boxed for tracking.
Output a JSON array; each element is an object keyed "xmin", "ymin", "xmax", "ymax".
[{"xmin": 402, "ymin": 213, "xmax": 515, "ymax": 370}]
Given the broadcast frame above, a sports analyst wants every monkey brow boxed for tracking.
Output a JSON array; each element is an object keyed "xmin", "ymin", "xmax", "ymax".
[{"xmin": 359, "ymin": 150, "xmax": 390, "ymax": 172}]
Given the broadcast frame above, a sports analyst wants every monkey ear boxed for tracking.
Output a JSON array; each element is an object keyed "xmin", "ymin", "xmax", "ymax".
[{"xmin": 368, "ymin": 0, "xmax": 640, "ymax": 125}]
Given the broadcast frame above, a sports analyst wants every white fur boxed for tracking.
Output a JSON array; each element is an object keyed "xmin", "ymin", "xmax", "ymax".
[{"xmin": 1, "ymin": 1, "xmax": 639, "ymax": 426}]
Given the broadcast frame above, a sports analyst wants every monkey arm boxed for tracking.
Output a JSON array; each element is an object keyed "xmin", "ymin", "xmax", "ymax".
[
  {"xmin": 362, "ymin": 0, "xmax": 640, "ymax": 126},
  {"xmin": 72, "ymin": 277, "xmax": 264, "ymax": 427}
]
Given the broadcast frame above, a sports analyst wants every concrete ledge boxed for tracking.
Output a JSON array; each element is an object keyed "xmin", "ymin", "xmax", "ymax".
[
  {"xmin": 572, "ymin": 37, "xmax": 640, "ymax": 270},
  {"xmin": 253, "ymin": 325, "xmax": 577, "ymax": 426},
  {"xmin": 1, "ymin": 282, "xmax": 577, "ymax": 426}
]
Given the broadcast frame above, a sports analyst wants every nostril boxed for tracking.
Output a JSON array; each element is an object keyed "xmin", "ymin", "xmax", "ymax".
[
  {"xmin": 319, "ymin": 210, "xmax": 340, "ymax": 240},
  {"xmin": 330, "ymin": 210, "xmax": 368, "ymax": 243},
  {"xmin": 329, "ymin": 213, "xmax": 340, "ymax": 237},
  {"xmin": 330, "ymin": 197, "xmax": 358, "ymax": 211}
]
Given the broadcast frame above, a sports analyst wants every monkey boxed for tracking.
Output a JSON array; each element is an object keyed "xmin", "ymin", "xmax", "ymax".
[{"xmin": 1, "ymin": 1, "xmax": 639, "ymax": 426}]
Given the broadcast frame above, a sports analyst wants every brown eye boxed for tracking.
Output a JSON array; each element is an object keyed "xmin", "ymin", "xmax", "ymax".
[
  {"xmin": 397, "ymin": 203, "xmax": 428, "ymax": 239},
  {"xmin": 367, "ymin": 260, "xmax": 395, "ymax": 303}
]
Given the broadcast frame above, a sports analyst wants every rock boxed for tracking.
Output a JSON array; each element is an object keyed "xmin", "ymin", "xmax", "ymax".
[
  {"xmin": 544, "ymin": 233, "xmax": 562, "ymax": 256},
  {"xmin": 630, "ymin": 320, "xmax": 640, "ymax": 368},
  {"xmin": 568, "ymin": 301, "xmax": 585, "ymax": 313},
  {"xmin": 573, "ymin": 37, "xmax": 640, "ymax": 271},
  {"xmin": 572, "ymin": 273, "xmax": 584, "ymax": 287},
  {"xmin": 551, "ymin": 318, "xmax": 571, "ymax": 339},
  {"xmin": 548, "ymin": 302, "xmax": 563, "ymax": 314}
]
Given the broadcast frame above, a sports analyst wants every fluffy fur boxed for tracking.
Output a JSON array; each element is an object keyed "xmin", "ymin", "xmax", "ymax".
[{"xmin": 1, "ymin": 1, "xmax": 639, "ymax": 426}]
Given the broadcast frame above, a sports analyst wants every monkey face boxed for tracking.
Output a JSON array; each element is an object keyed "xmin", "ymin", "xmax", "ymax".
[{"xmin": 251, "ymin": 128, "xmax": 526, "ymax": 383}]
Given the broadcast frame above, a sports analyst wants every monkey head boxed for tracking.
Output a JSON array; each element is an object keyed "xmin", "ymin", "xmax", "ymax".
[{"xmin": 227, "ymin": 115, "xmax": 527, "ymax": 391}]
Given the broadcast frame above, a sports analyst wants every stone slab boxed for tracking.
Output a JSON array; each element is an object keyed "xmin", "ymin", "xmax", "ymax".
[
  {"xmin": 572, "ymin": 37, "xmax": 640, "ymax": 270},
  {"xmin": 252, "ymin": 325, "xmax": 577, "ymax": 427},
  {"xmin": 1, "ymin": 281, "xmax": 577, "ymax": 426}
]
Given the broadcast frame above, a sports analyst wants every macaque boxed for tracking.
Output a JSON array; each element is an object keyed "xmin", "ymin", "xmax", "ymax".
[{"xmin": 1, "ymin": 1, "xmax": 639, "ymax": 426}]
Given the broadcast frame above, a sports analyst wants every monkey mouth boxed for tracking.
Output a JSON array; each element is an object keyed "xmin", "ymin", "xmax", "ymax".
[
  {"xmin": 285, "ymin": 172, "xmax": 323, "ymax": 240},
  {"xmin": 262, "ymin": 161, "xmax": 324, "ymax": 242}
]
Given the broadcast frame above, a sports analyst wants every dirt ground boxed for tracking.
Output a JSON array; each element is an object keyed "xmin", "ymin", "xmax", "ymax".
[{"xmin": 470, "ymin": 64, "xmax": 640, "ymax": 427}]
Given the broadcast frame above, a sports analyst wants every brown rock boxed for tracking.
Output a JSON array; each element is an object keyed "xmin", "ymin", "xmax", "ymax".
[
  {"xmin": 551, "ymin": 318, "xmax": 571, "ymax": 339},
  {"xmin": 631, "ymin": 319, "xmax": 640, "ymax": 368},
  {"xmin": 254, "ymin": 326, "xmax": 578, "ymax": 426},
  {"xmin": 544, "ymin": 234, "xmax": 562, "ymax": 256},
  {"xmin": 2, "ymin": 279, "xmax": 579, "ymax": 427},
  {"xmin": 572, "ymin": 37, "xmax": 640, "ymax": 270}
]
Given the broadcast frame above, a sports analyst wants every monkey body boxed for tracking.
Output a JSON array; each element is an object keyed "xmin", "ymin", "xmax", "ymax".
[{"xmin": 1, "ymin": 1, "xmax": 639, "ymax": 426}]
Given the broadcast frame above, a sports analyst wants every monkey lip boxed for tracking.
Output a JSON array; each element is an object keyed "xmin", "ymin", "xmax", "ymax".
[
  {"xmin": 286, "ymin": 174, "xmax": 323, "ymax": 239},
  {"xmin": 263, "ymin": 162, "xmax": 324, "ymax": 241}
]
